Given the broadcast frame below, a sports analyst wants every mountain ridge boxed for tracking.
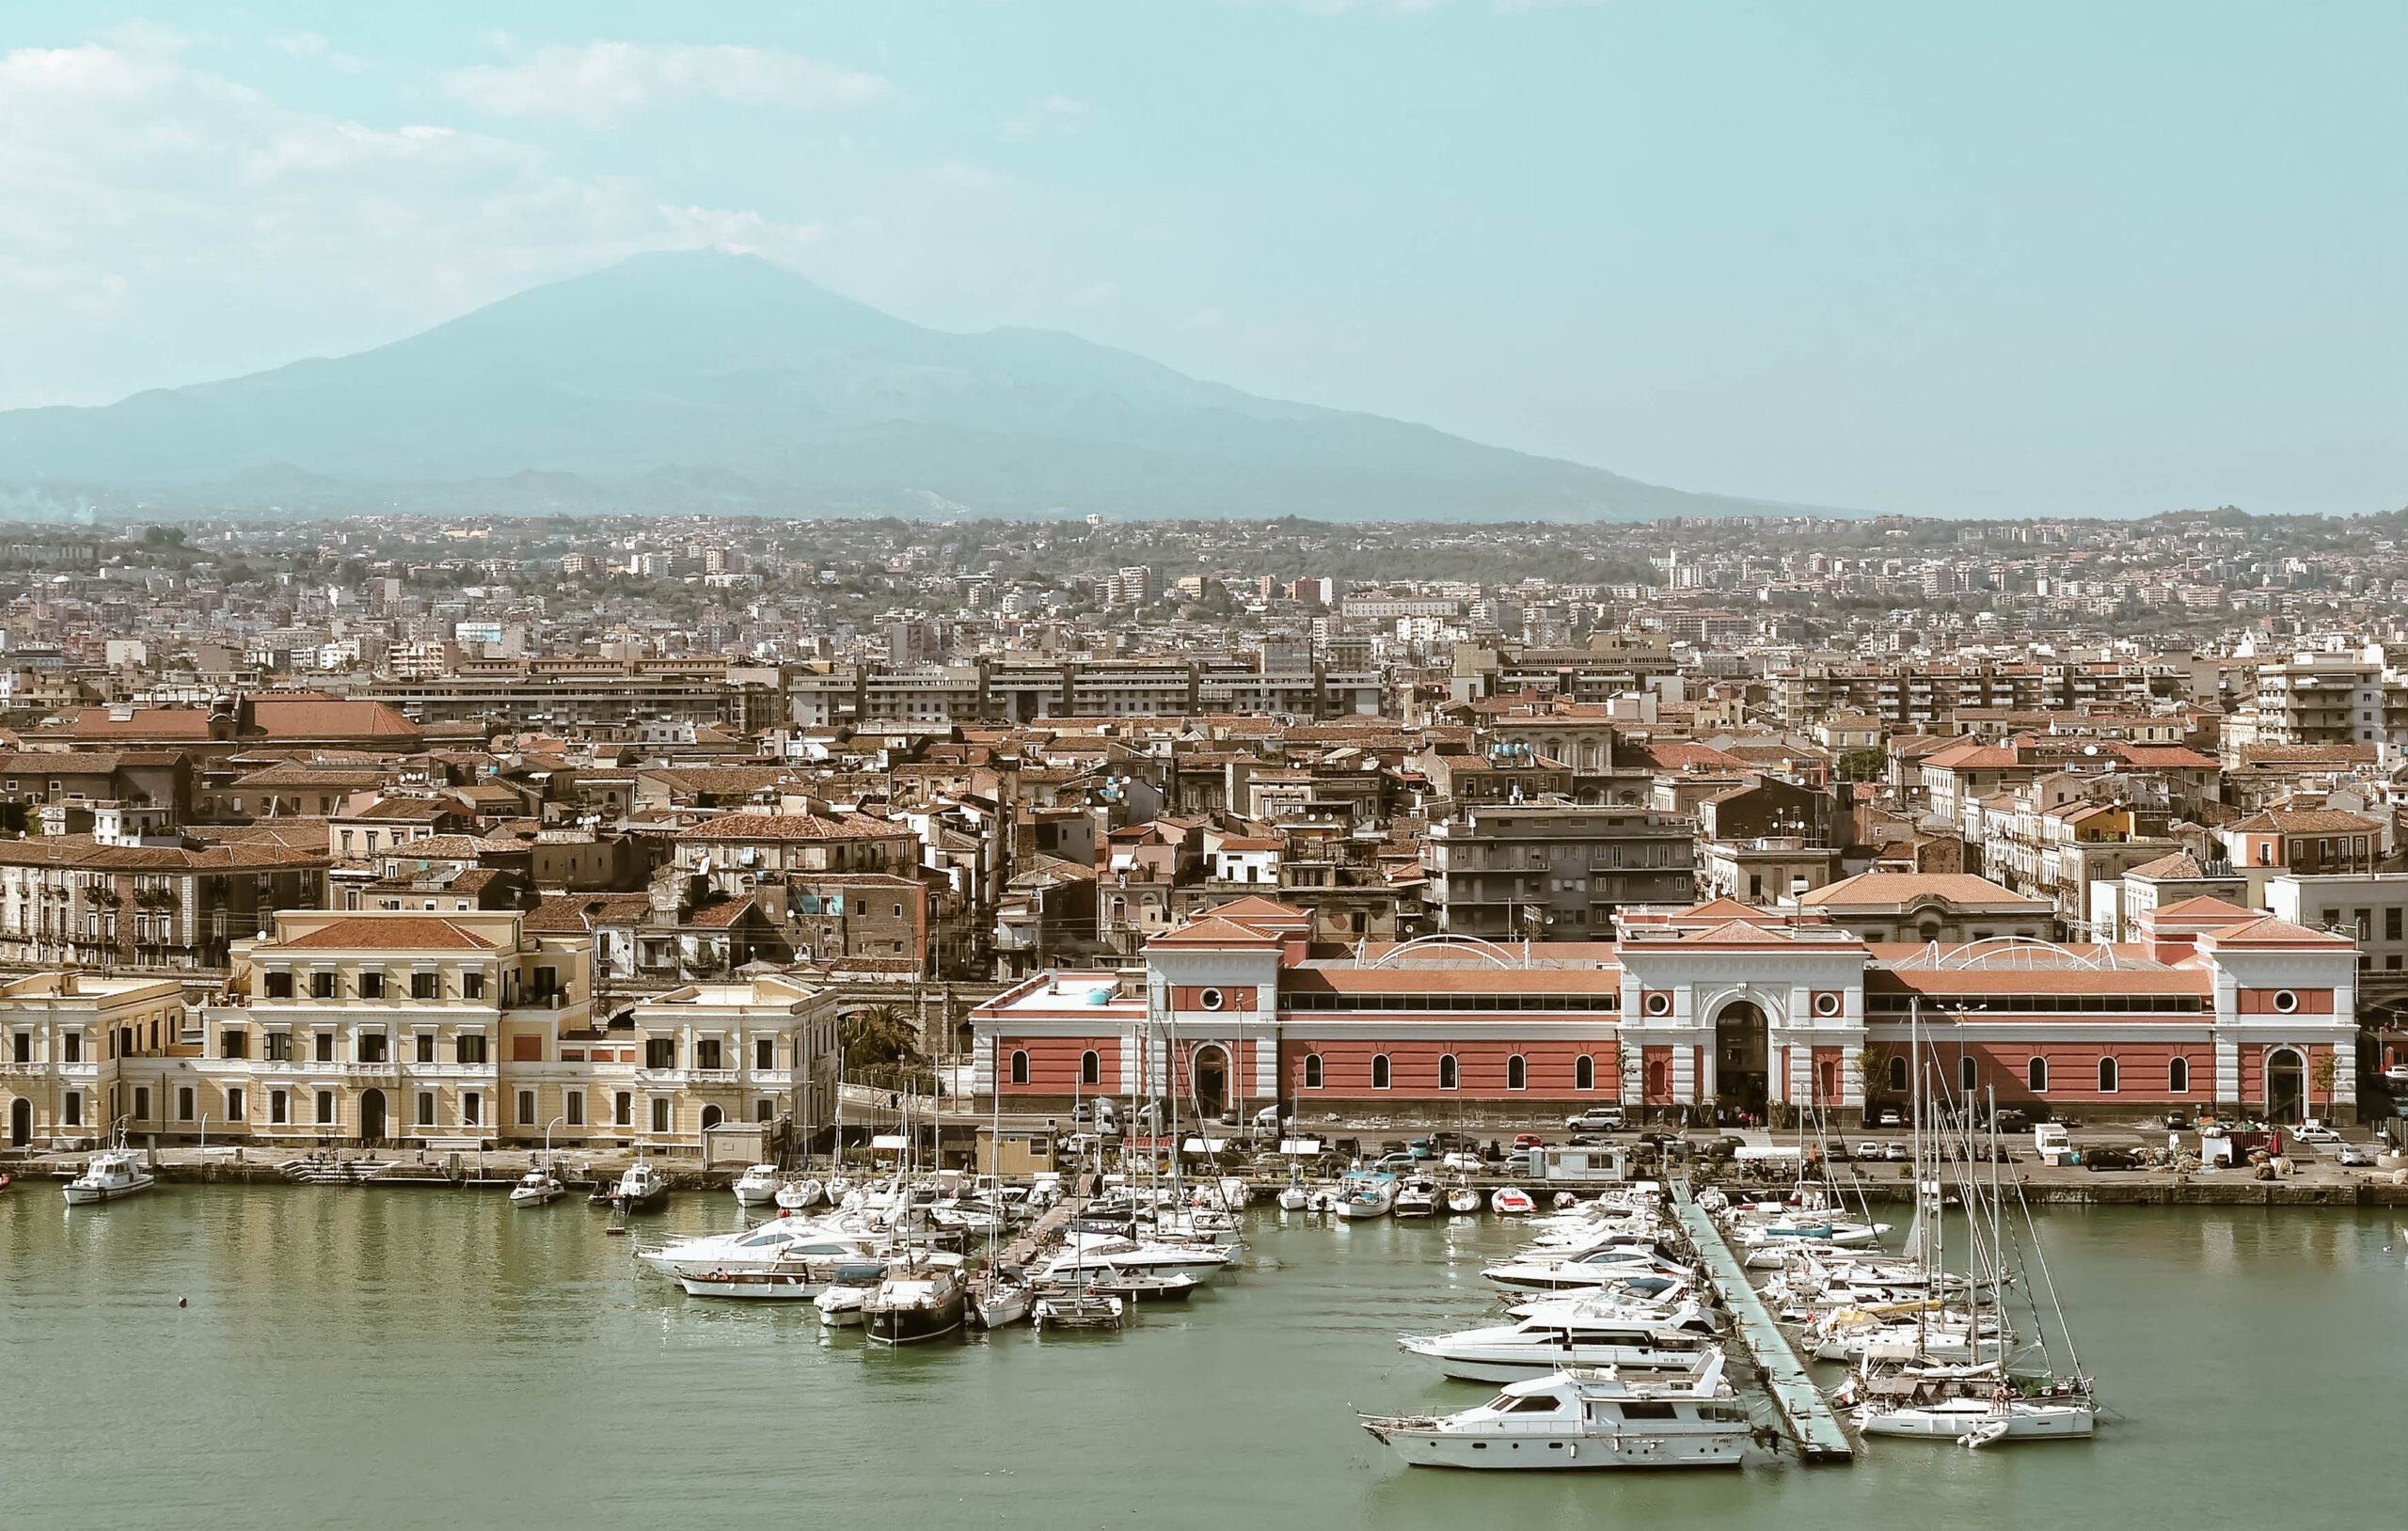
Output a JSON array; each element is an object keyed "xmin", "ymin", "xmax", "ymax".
[{"xmin": 0, "ymin": 250, "xmax": 1847, "ymax": 522}]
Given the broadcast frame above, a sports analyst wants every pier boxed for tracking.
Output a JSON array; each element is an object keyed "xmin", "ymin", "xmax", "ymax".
[
  {"xmin": 1671, "ymin": 1181, "xmax": 1856, "ymax": 1464},
  {"xmin": 996, "ymin": 1187, "xmax": 1090, "ymax": 1270}
]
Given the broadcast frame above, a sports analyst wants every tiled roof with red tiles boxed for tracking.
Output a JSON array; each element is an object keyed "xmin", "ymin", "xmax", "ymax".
[{"xmin": 273, "ymin": 917, "xmax": 499, "ymax": 950}]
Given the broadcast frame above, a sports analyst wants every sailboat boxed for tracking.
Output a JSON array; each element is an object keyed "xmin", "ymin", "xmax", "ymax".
[{"xmin": 1846, "ymin": 1001, "xmax": 2096, "ymax": 1446}]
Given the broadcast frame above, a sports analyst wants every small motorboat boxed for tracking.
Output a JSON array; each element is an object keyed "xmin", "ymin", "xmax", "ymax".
[
  {"xmin": 775, "ymin": 1178, "xmax": 824, "ymax": 1211},
  {"xmin": 816, "ymin": 1263, "xmax": 887, "ymax": 1327},
  {"xmin": 1033, "ymin": 1292, "xmax": 1126, "ymax": 1331},
  {"xmin": 1395, "ymin": 1178, "xmax": 1439, "ymax": 1218},
  {"xmin": 611, "ymin": 1160, "xmax": 670, "ymax": 1215},
  {"xmin": 63, "ymin": 1149, "xmax": 155, "ymax": 1206},
  {"xmin": 1081, "ymin": 1266, "xmax": 1201, "ymax": 1302},
  {"xmin": 1491, "ymin": 1186, "xmax": 1537, "ymax": 1216},
  {"xmin": 1305, "ymin": 1190, "xmax": 1340, "ymax": 1214},
  {"xmin": 508, "ymin": 1170, "xmax": 564, "ymax": 1207},
  {"xmin": 732, "ymin": 1165, "xmax": 781, "ymax": 1206},
  {"xmin": 676, "ymin": 1268, "xmax": 823, "ymax": 1301},
  {"xmin": 824, "ymin": 1176, "xmax": 858, "ymax": 1203},
  {"xmin": 1857, "ymin": 1390, "xmax": 2095, "ymax": 1444},
  {"xmin": 1446, "ymin": 1184, "xmax": 1483, "ymax": 1215},
  {"xmin": 1336, "ymin": 1171, "xmax": 1399, "ymax": 1221}
]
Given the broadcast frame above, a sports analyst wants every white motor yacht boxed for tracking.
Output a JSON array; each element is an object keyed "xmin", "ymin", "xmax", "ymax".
[
  {"xmin": 1361, "ymin": 1353, "xmax": 1751, "ymax": 1470},
  {"xmin": 1482, "ymin": 1247, "xmax": 1691, "ymax": 1293},
  {"xmin": 1401, "ymin": 1305, "xmax": 1719, "ymax": 1383},
  {"xmin": 636, "ymin": 1219, "xmax": 892, "ymax": 1279},
  {"xmin": 1395, "ymin": 1178, "xmax": 1439, "ymax": 1218},
  {"xmin": 731, "ymin": 1165, "xmax": 782, "ymax": 1206},
  {"xmin": 1036, "ymin": 1233, "xmax": 1232, "ymax": 1285},
  {"xmin": 863, "ymin": 1256, "xmax": 970, "ymax": 1345},
  {"xmin": 508, "ymin": 1170, "xmax": 563, "ymax": 1207},
  {"xmin": 63, "ymin": 1150, "xmax": 155, "ymax": 1206},
  {"xmin": 610, "ymin": 1160, "xmax": 669, "ymax": 1214},
  {"xmin": 1335, "ymin": 1172, "xmax": 1399, "ymax": 1221}
]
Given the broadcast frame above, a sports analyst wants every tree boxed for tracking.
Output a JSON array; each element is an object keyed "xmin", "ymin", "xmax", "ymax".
[
  {"xmin": 839, "ymin": 1005, "xmax": 927, "ymax": 1093},
  {"xmin": 2310, "ymin": 1050, "xmax": 2339, "ymax": 1123},
  {"xmin": 1853, "ymin": 1048, "xmax": 1884, "ymax": 1108},
  {"xmin": 1837, "ymin": 747, "xmax": 1888, "ymax": 782}
]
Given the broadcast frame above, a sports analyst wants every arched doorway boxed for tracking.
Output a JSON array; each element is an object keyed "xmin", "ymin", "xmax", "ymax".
[
  {"xmin": 1714, "ymin": 1002, "xmax": 1770, "ymax": 1122},
  {"xmin": 359, "ymin": 1088, "xmax": 386, "ymax": 1145},
  {"xmin": 701, "ymin": 1104, "xmax": 723, "ymax": 1131},
  {"xmin": 1193, "ymin": 1046, "xmax": 1229, "ymax": 1122},
  {"xmin": 8, "ymin": 1097, "xmax": 28, "ymax": 1146},
  {"xmin": 2266, "ymin": 1049, "xmax": 2305, "ymax": 1125}
]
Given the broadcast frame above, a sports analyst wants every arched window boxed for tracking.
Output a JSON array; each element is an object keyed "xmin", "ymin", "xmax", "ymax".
[
  {"xmin": 2097, "ymin": 1056, "xmax": 2117, "ymax": 1094},
  {"xmin": 1009, "ymin": 1050, "xmax": 1029, "ymax": 1086},
  {"xmin": 2169, "ymin": 1055, "xmax": 2190, "ymax": 1094},
  {"xmin": 1303, "ymin": 1053, "xmax": 1323, "ymax": 1089},
  {"xmin": 1887, "ymin": 1054, "xmax": 1908, "ymax": 1093},
  {"xmin": 2028, "ymin": 1056, "xmax": 2049, "ymax": 1093},
  {"xmin": 1959, "ymin": 1056, "xmax": 1976, "ymax": 1097},
  {"xmin": 1575, "ymin": 1054, "xmax": 1595, "ymax": 1091},
  {"xmin": 700, "ymin": 1104, "xmax": 723, "ymax": 1130},
  {"xmin": 1081, "ymin": 1050, "xmax": 1100, "ymax": 1086},
  {"xmin": 1645, "ymin": 1057, "xmax": 1669, "ymax": 1098},
  {"xmin": 1370, "ymin": 1054, "xmax": 1391, "ymax": 1090},
  {"xmin": 1437, "ymin": 1055, "xmax": 1459, "ymax": 1090},
  {"xmin": 1507, "ymin": 1055, "xmax": 1528, "ymax": 1091}
]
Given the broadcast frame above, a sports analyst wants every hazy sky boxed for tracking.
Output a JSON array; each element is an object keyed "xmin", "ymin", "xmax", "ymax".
[{"xmin": 4, "ymin": 3, "xmax": 2405, "ymax": 519}]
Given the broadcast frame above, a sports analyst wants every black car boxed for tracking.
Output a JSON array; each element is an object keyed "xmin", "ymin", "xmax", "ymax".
[
  {"xmin": 2162, "ymin": 1113, "xmax": 2194, "ymax": 1132},
  {"xmin": 2082, "ymin": 1147, "xmax": 2142, "ymax": 1172}
]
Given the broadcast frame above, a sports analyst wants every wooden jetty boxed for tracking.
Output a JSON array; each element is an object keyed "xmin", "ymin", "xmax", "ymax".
[{"xmin": 1670, "ymin": 1180, "xmax": 1856, "ymax": 1463}]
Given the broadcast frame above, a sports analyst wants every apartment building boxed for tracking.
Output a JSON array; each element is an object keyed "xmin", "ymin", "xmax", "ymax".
[
  {"xmin": 0, "ymin": 973, "xmax": 192, "ymax": 1148},
  {"xmin": 1424, "ymin": 801, "xmax": 1695, "ymax": 939}
]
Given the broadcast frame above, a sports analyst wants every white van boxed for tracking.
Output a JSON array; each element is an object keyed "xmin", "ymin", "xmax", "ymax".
[{"xmin": 2032, "ymin": 1123, "xmax": 2070, "ymax": 1156}]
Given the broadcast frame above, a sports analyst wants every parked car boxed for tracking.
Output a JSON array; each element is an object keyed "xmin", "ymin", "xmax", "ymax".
[
  {"xmin": 1856, "ymin": 1141, "xmax": 1885, "ymax": 1159},
  {"xmin": 2293, "ymin": 1121, "xmax": 2342, "ymax": 1145},
  {"xmin": 1372, "ymin": 1152, "xmax": 1420, "ymax": 1174},
  {"xmin": 1564, "ymin": 1108, "xmax": 1626, "ymax": 1132},
  {"xmin": 2337, "ymin": 1143, "xmax": 2376, "ymax": 1168},
  {"xmin": 1873, "ymin": 1107, "xmax": 1904, "ymax": 1128},
  {"xmin": 1883, "ymin": 1143, "xmax": 1911, "ymax": 1161},
  {"xmin": 2382, "ymin": 1065, "xmax": 2408, "ymax": 1085},
  {"xmin": 2162, "ymin": 1112, "xmax": 2194, "ymax": 1132},
  {"xmin": 1822, "ymin": 1142, "xmax": 1853, "ymax": 1163},
  {"xmin": 1513, "ymin": 1133, "xmax": 1547, "ymax": 1150},
  {"xmin": 1440, "ymin": 1152, "xmax": 1483, "ymax": 1173},
  {"xmin": 2082, "ymin": 1147, "xmax": 2142, "ymax": 1172}
]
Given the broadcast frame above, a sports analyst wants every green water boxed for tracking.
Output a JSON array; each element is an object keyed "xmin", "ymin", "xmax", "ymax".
[{"xmin": 3, "ymin": 1187, "xmax": 2401, "ymax": 1529}]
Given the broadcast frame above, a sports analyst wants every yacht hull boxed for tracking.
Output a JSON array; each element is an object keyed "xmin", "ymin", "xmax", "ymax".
[
  {"xmin": 864, "ymin": 1292, "xmax": 967, "ymax": 1345},
  {"xmin": 63, "ymin": 1176, "xmax": 156, "ymax": 1205},
  {"xmin": 1365, "ymin": 1426, "xmax": 1746, "ymax": 1470}
]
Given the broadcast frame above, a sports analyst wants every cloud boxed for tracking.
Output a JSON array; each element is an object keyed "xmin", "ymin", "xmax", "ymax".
[
  {"xmin": 0, "ymin": 39, "xmax": 827, "ymax": 390},
  {"xmin": 1065, "ymin": 279, "xmax": 1117, "ymax": 308},
  {"xmin": 270, "ymin": 32, "xmax": 366, "ymax": 72},
  {"xmin": 443, "ymin": 40, "xmax": 888, "ymax": 125},
  {"xmin": 1004, "ymin": 93, "xmax": 1090, "ymax": 139}
]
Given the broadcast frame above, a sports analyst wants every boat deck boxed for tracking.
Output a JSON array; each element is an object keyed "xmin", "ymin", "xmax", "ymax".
[{"xmin": 1670, "ymin": 1181, "xmax": 1856, "ymax": 1464}]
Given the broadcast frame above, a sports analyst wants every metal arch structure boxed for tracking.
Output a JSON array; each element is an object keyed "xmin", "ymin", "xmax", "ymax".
[
  {"xmin": 1355, "ymin": 933, "xmax": 1524, "ymax": 970},
  {"xmin": 1890, "ymin": 935, "xmax": 2149, "ymax": 972}
]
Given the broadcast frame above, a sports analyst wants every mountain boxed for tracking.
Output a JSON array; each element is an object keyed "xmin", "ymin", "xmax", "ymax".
[{"xmin": 0, "ymin": 251, "xmax": 1829, "ymax": 522}]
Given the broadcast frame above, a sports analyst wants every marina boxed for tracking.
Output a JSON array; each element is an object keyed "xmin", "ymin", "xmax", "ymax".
[{"xmin": 8, "ymin": 1181, "xmax": 2408, "ymax": 1528}]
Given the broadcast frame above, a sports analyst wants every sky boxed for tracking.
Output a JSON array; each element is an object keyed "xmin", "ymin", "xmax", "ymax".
[{"xmin": 2, "ymin": 2, "xmax": 2405, "ymax": 519}]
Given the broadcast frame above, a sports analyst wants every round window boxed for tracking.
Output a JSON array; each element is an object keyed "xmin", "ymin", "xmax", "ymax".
[
  {"xmin": 2273, "ymin": 989, "xmax": 2298, "ymax": 1014},
  {"xmin": 1198, "ymin": 986, "xmax": 1225, "ymax": 1011},
  {"xmin": 1642, "ymin": 992, "xmax": 1671, "ymax": 1017},
  {"xmin": 1813, "ymin": 992, "xmax": 1841, "ymax": 1017}
]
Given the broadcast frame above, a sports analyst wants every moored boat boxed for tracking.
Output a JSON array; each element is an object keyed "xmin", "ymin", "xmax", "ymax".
[
  {"xmin": 63, "ymin": 1149, "xmax": 155, "ymax": 1206},
  {"xmin": 731, "ymin": 1164, "xmax": 781, "ymax": 1206},
  {"xmin": 1490, "ymin": 1187, "xmax": 1537, "ymax": 1216},
  {"xmin": 775, "ymin": 1177, "xmax": 825, "ymax": 1211},
  {"xmin": 610, "ymin": 1160, "xmax": 669, "ymax": 1214},
  {"xmin": 863, "ymin": 1257, "xmax": 970, "ymax": 1345},
  {"xmin": 1361, "ymin": 1353, "xmax": 1750, "ymax": 1470},
  {"xmin": 508, "ymin": 1169, "xmax": 563, "ymax": 1207}
]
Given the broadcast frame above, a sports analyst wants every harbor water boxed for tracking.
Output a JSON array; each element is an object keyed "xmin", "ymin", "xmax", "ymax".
[{"xmin": 4, "ymin": 1187, "xmax": 2403, "ymax": 1529}]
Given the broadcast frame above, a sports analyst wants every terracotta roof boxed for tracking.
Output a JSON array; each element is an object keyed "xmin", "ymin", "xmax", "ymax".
[
  {"xmin": 2124, "ymin": 852, "xmax": 2206, "ymax": 880},
  {"xmin": 274, "ymin": 917, "xmax": 499, "ymax": 951},
  {"xmin": 1149, "ymin": 914, "xmax": 1287, "ymax": 948},
  {"xmin": 2230, "ymin": 808, "xmax": 2383, "ymax": 834},
  {"xmin": 1798, "ymin": 872, "xmax": 2044, "ymax": 908}
]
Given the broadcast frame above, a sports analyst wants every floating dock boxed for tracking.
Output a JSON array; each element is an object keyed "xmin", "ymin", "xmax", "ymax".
[{"xmin": 1671, "ymin": 1181, "xmax": 1856, "ymax": 1463}]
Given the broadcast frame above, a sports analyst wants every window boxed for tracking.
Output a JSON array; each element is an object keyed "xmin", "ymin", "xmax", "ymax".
[
  {"xmin": 221, "ymin": 1029, "xmax": 248, "ymax": 1059},
  {"xmin": 315, "ymin": 1090, "xmax": 335, "ymax": 1125},
  {"xmin": 2391, "ymin": 908, "xmax": 2403, "ymax": 943},
  {"xmin": 2169, "ymin": 1056, "xmax": 2190, "ymax": 1094},
  {"xmin": 358, "ymin": 972, "xmax": 384, "ymax": 1000},
  {"xmin": 313, "ymin": 1032, "xmax": 334, "ymax": 1064},
  {"xmin": 1575, "ymin": 1054, "xmax": 1594, "ymax": 1091},
  {"xmin": 565, "ymin": 1091, "xmax": 585, "ymax": 1127},
  {"xmin": 755, "ymin": 1099, "xmax": 774, "ymax": 1123},
  {"xmin": 1887, "ymin": 1055, "xmax": 1908, "ymax": 1093},
  {"xmin": 134, "ymin": 1086, "xmax": 151, "ymax": 1121},
  {"xmin": 411, "ymin": 972, "xmax": 439, "ymax": 1001},
  {"xmin": 10, "ymin": 1032, "xmax": 25, "ymax": 1064},
  {"xmin": 1371, "ymin": 1054, "xmax": 1391, "ymax": 1090},
  {"xmin": 701, "ymin": 1105, "xmax": 722, "ymax": 1130},
  {"xmin": 2028, "ymin": 1056, "xmax": 2049, "ymax": 1093},
  {"xmin": 61, "ymin": 1032, "xmax": 81, "ymax": 1064},
  {"xmin": 2097, "ymin": 1057, "xmax": 2118, "ymax": 1093},
  {"xmin": 1009, "ymin": 1050, "xmax": 1030, "ymax": 1085},
  {"xmin": 517, "ymin": 1090, "xmax": 535, "ymax": 1126},
  {"xmin": 2273, "ymin": 989, "xmax": 2299, "ymax": 1014},
  {"xmin": 417, "ymin": 1092, "xmax": 436, "ymax": 1126},
  {"xmin": 755, "ymin": 1036, "xmax": 775, "ymax": 1071},
  {"xmin": 650, "ymin": 1097, "xmax": 670, "ymax": 1133},
  {"xmin": 270, "ymin": 1090, "xmax": 288, "ymax": 1125},
  {"xmin": 264, "ymin": 972, "xmax": 293, "ymax": 1000},
  {"xmin": 462, "ymin": 972, "xmax": 484, "ymax": 1001},
  {"xmin": 695, "ymin": 1039, "xmax": 724, "ymax": 1071},
  {"xmin": 455, "ymin": 1034, "xmax": 488, "ymax": 1065},
  {"xmin": 1959, "ymin": 1056, "xmax": 1976, "ymax": 1096},
  {"xmin": 645, "ymin": 1037, "xmax": 676, "ymax": 1070},
  {"xmin": 1077, "ymin": 1050, "xmax": 1101, "ymax": 1086},
  {"xmin": 312, "ymin": 971, "xmax": 337, "ymax": 1000},
  {"xmin": 227, "ymin": 1087, "xmax": 245, "ymax": 1121},
  {"xmin": 1304, "ymin": 1053, "xmax": 1323, "ymax": 1089},
  {"xmin": 63, "ymin": 1093, "xmax": 81, "ymax": 1127},
  {"xmin": 416, "ymin": 1033, "xmax": 436, "ymax": 1064},
  {"xmin": 358, "ymin": 1033, "xmax": 388, "ymax": 1064},
  {"xmin": 1198, "ymin": 986, "xmax": 1226, "ymax": 1011},
  {"xmin": 1438, "ymin": 1054, "xmax": 1459, "ymax": 1090},
  {"xmin": 462, "ymin": 1093, "xmax": 481, "ymax": 1127},
  {"xmin": 1507, "ymin": 1055, "xmax": 1528, "ymax": 1091},
  {"xmin": 1643, "ymin": 992, "xmax": 1671, "ymax": 1017}
]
